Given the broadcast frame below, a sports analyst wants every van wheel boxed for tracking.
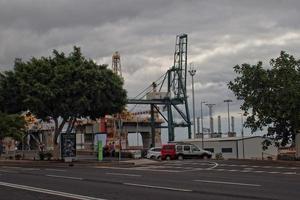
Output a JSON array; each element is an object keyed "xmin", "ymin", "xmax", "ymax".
[
  {"xmin": 150, "ymin": 156, "xmax": 155, "ymax": 159},
  {"xmin": 157, "ymin": 156, "xmax": 161, "ymax": 160},
  {"xmin": 166, "ymin": 155, "xmax": 171, "ymax": 160},
  {"xmin": 202, "ymin": 155, "xmax": 208, "ymax": 159},
  {"xmin": 178, "ymin": 155, "xmax": 184, "ymax": 160}
]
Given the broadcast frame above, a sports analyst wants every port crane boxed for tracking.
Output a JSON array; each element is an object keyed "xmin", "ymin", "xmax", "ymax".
[{"xmin": 127, "ymin": 34, "xmax": 191, "ymax": 146}]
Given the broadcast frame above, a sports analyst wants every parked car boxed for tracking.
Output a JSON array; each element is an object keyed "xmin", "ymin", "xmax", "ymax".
[
  {"xmin": 161, "ymin": 144, "xmax": 177, "ymax": 160},
  {"xmin": 161, "ymin": 142, "xmax": 212, "ymax": 160},
  {"xmin": 146, "ymin": 147, "xmax": 162, "ymax": 159},
  {"xmin": 175, "ymin": 143, "xmax": 212, "ymax": 160}
]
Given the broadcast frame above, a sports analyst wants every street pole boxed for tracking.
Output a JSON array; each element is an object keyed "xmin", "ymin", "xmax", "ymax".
[
  {"xmin": 239, "ymin": 113, "xmax": 245, "ymax": 159},
  {"xmin": 224, "ymin": 99, "xmax": 232, "ymax": 134},
  {"xmin": 188, "ymin": 66, "xmax": 196, "ymax": 139},
  {"xmin": 200, "ymin": 101, "xmax": 206, "ymax": 149}
]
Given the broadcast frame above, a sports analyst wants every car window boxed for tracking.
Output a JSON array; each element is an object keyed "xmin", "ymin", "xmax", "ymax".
[
  {"xmin": 154, "ymin": 148, "xmax": 161, "ymax": 152},
  {"xmin": 183, "ymin": 145, "xmax": 190, "ymax": 151},
  {"xmin": 176, "ymin": 145, "xmax": 183, "ymax": 151},
  {"xmin": 192, "ymin": 146, "xmax": 199, "ymax": 151},
  {"xmin": 163, "ymin": 145, "xmax": 174, "ymax": 150}
]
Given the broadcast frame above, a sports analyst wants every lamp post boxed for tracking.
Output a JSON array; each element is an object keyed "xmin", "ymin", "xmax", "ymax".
[
  {"xmin": 224, "ymin": 99, "xmax": 232, "ymax": 134},
  {"xmin": 188, "ymin": 65, "xmax": 196, "ymax": 139},
  {"xmin": 200, "ymin": 101, "xmax": 206, "ymax": 149},
  {"xmin": 238, "ymin": 113, "xmax": 245, "ymax": 159}
]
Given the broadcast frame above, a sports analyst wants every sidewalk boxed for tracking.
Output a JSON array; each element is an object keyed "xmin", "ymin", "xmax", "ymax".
[{"xmin": 0, "ymin": 157, "xmax": 158, "ymax": 168}]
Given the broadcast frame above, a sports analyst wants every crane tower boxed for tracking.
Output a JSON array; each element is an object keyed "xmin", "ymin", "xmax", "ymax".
[{"xmin": 112, "ymin": 51, "xmax": 122, "ymax": 77}]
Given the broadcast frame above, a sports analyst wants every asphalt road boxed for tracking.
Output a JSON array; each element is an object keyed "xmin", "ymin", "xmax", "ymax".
[{"xmin": 0, "ymin": 159, "xmax": 299, "ymax": 200}]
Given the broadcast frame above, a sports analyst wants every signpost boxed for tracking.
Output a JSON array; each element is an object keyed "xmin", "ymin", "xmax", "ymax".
[{"xmin": 97, "ymin": 141, "xmax": 103, "ymax": 161}]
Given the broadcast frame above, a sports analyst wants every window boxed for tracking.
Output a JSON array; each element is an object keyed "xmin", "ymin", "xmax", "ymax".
[
  {"xmin": 154, "ymin": 148, "xmax": 162, "ymax": 152},
  {"xmin": 204, "ymin": 148, "xmax": 214, "ymax": 153},
  {"xmin": 192, "ymin": 146, "xmax": 199, "ymax": 151},
  {"xmin": 183, "ymin": 145, "xmax": 190, "ymax": 151},
  {"xmin": 222, "ymin": 148, "xmax": 232, "ymax": 153},
  {"xmin": 176, "ymin": 145, "xmax": 183, "ymax": 151}
]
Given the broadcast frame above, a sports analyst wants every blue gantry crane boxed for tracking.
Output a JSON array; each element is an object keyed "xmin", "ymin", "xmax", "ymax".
[{"xmin": 127, "ymin": 34, "xmax": 192, "ymax": 146}]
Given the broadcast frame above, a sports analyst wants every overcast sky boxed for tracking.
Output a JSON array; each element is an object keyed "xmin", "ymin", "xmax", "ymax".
[{"xmin": 1, "ymin": 0, "xmax": 300, "ymax": 141}]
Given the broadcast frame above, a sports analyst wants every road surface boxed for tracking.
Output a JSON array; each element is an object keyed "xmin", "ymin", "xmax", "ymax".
[{"xmin": 0, "ymin": 159, "xmax": 299, "ymax": 200}]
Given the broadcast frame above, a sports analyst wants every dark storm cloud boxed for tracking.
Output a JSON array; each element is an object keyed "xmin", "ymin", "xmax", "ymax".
[{"xmin": 1, "ymin": 0, "xmax": 300, "ymax": 134}]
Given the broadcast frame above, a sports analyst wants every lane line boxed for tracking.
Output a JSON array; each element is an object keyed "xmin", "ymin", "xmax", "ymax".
[
  {"xmin": 46, "ymin": 174, "xmax": 83, "ymax": 180},
  {"xmin": 194, "ymin": 179, "xmax": 261, "ymax": 187},
  {"xmin": 0, "ymin": 181, "xmax": 105, "ymax": 200},
  {"xmin": 96, "ymin": 166, "xmax": 180, "ymax": 173},
  {"xmin": 123, "ymin": 182, "xmax": 192, "ymax": 192},
  {"xmin": 106, "ymin": 172, "xmax": 141, "ymax": 177},
  {"xmin": 282, "ymin": 172, "xmax": 296, "ymax": 175},
  {"xmin": 208, "ymin": 162, "xmax": 219, "ymax": 169},
  {"xmin": 0, "ymin": 169, "xmax": 18, "ymax": 173},
  {"xmin": 45, "ymin": 168, "xmax": 66, "ymax": 172}
]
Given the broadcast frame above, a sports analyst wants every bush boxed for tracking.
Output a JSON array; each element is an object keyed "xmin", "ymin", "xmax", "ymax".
[
  {"xmin": 15, "ymin": 154, "xmax": 22, "ymax": 160},
  {"xmin": 45, "ymin": 152, "xmax": 53, "ymax": 160},
  {"xmin": 39, "ymin": 151, "xmax": 53, "ymax": 161},
  {"xmin": 215, "ymin": 153, "xmax": 223, "ymax": 160},
  {"xmin": 277, "ymin": 154, "xmax": 295, "ymax": 161},
  {"xmin": 38, "ymin": 152, "xmax": 45, "ymax": 160}
]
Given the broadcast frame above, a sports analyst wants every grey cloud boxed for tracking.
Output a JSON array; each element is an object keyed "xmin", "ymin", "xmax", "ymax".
[{"xmin": 1, "ymin": 0, "xmax": 300, "ymax": 135}]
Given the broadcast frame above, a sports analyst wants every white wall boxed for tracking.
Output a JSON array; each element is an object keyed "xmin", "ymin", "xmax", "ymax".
[{"xmin": 188, "ymin": 137, "xmax": 278, "ymax": 160}]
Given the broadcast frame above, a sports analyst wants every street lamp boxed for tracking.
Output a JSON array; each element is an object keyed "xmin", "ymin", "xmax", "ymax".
[
  {"xmin": 200, "ymin": 101, "xmax": 206, "ymax": 149},
  {"xmin": 238, "ymin": 112, "xmax": 245, "ymax": 159},
  {"xmin": 224, "ymin": 99, "xmax": 232, "ymax": 134},
  {"xmin": 188, "ymin": 65, "xmax": 196, "ymax": 139}
]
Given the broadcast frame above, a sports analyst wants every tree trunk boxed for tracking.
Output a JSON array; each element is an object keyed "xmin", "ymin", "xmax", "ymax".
[
  {"xmin": 53, "ymin": 142, "xmax": 61, "ymax": 160},
  {"xmin": 52, "ymin": 118, "xmax": 66, "ymax": 160}
]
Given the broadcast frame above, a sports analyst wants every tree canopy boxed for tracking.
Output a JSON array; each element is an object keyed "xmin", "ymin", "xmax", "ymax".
[
  {"xmin": 228, "ymin": 51, "xmax": 300, "ymax": 147},
  {"xmin": 0, "ymin": 112, "xmax": 25, "ymax": 140},
  {"xmin": 0, "ymin": 46, "xmax": 127, "ymax": 143}
]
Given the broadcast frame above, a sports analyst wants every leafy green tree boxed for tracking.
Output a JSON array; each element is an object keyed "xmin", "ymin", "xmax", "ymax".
[
  {"xmin": 0, "ymin": 112, "xmax": 25, "ymax": 141},
  {"xmin": 0, "ymin": 47, "xmax": 127, "ymax": 156},
  {"xmin": 228, "ymin": 51, "xmax": 300, "ymax": 147}
]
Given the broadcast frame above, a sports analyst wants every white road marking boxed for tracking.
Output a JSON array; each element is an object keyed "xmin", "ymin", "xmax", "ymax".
[
  {"xmin": 268, "ymin": 171, "xmax": 280, "ymax": 174},
  {"xmin": 46, "ymin": 174, "xmax": 83, "ymax": 180},
  {"xmin": 282, "ymin": 172, "xmax": 297, "ymax": 175},
  {"xmin": 253, "ymin": 171, "xmax": 265, "ymax": 173},
  {"xmin": 0, "ymin": 181, "xmax": 105, "ymax": 200},
  {"xmin": 3, "ymin": 166, "xmax": 22, "ymax": 169},
  {"xmin": 0, "ymin": 169, "xmax": 18, "ymax": 173},
  {"xmin": 97, "ymin": 166, "xmax": 180, "ymax": 173},
  {"xmin": 208, "ymin": 162, "xmax": 219, "ymax": 169},
  {"xmin": 241, "ymin": 170, "xmax": 251, "ymax": 173},
  {"xmin": 194, "ymin": 179, "xmax": 261, "ymax": 187},
  {"xmin": 123, "ymin": 182, "xmax": 192, "ymax": 192},
  {"xmin": 45, "ymin": 168, "xmax": 66, "ymax": 172},
  {"xmin": 228, "ymin": 169, "xmax": 238, "ymax": 172},
  {"xmin": 20, "ymin": 168, "xmax": 40, "ymax": 171},
  {"xmin": 275, "ymin": 166, "xmax": 284, "ymax": 169},
  {"xmin": 106, "ymin": 172, "xmax": 141, "ymax": 177}
]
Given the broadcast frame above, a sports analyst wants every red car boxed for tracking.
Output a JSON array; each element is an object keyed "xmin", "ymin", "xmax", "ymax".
[{"xmin": 161, "ymin": 144, "xmax": 177, "ymax": 160}]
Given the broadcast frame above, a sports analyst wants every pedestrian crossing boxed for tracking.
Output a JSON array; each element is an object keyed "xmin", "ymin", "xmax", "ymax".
[{"xmin": 126, "ymin": 160, "xmax": 299, "ymax": 176}]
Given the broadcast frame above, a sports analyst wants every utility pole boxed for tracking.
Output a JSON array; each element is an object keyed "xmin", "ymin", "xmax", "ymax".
[
  {"xmin": 238, "ymin": 113, "xmax": 245, "ymax": 159},
  {"xmin": 188, "ymin": 65, "xmax": 196, "ymax": 139},
  {"xmin": 224, "ymin": 99, "xmax": 232, "ymax": 134},
  {"xmin": 206, "ymin": 103, "xmax": 215, "ymax": 135},
  {"xmin": 196, "ymin": 117, "xmax": 200, "ymax": 138},
  {"xmin": 200, "ymin": 101, "xmax": 206, "ymax": 148}
]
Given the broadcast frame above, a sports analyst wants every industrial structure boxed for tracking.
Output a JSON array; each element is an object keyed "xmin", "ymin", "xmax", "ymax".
[{"xmin": 128, "ymin": 34, "xmax": 192, "ymax": 144}]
